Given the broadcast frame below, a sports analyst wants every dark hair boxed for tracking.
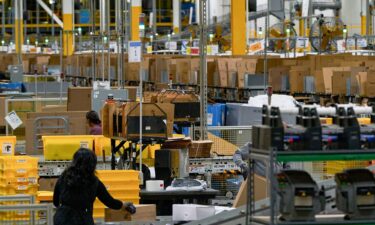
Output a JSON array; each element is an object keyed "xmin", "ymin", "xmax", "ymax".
[
  {"xmin": 86, "ymin": 111, "xmax": 101, "ymax": 125},
  {"xmin": 62, "ymin": 148, "xmax": 97, "ymax": 188}
]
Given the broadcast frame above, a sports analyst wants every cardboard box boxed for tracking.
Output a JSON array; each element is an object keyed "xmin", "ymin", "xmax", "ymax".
[
  {"xmin": 124, "ymin": 86, "xmax": 138, "ymax": 101},
  {"xmin": 172, "ymin": 204, "xmax": 215, "ymax": 221},
  {"xmin": 190, "ymin": 58, "xmax": 200, "ymax": 85},
  {"xmin": 314, "ymin": 70, "xmax": 325, "ymax": 93},
  {"xmin": 227, "ymin": 59, "xmax": 239, "ymax": 88},
  {"xmin": 357, "ymin": 71, "xmax": 375, "ymax": 97},
  {"xmin": 332, "ymin": 71, "xmax": 351, "ymax": 95},
  {"xmin": 233, "ymin": 174, "xmax": 268, "ymax": 208},
  {"xmin": 41, "ymin": 105, "xmax": 67, "ymax": 112},
  {"xmin": 176, "ymin": 60, "xmax": 190, "ymax": 84},
  {"xmin": 322, "ymin": 67, "xmax": 348, "ymax": 93},
  {"xmin": 289, "ymin": 69, "xmax": 309, "ymax": 93},
  {"xmin": 67, "ymin": 87, "xmax": 92, "ymax": 111},
  {"xmin": 121, "ymin": 103, "xmax": 174, "ymax": 139},
  {"xmin": 105, "ymin": 205, "xmax": 156, "ymax": 222},
  {"xmin": 236, "ymin": 61, "xmax": 247, "ymax": 88},
  {"xmin": 126, "ymin": 63, "xmax": 141, "ymax": 81},
  {"xmin": 216, "ymin": 58, "xmax": 228, "ymax": 87},
  {"xmin": 269, "ymin": 67, "xmax": 290, "ymax": 91},
  {"xmin": 38, "ymin": 178, "xmax": 58, "ymax": 191}
]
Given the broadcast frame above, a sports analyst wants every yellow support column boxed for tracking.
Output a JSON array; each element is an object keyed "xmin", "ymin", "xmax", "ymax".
[
  {"xmin": 131, "ymin": 0, "xmax": 142, "ymax": 41},
  {"xmin": 63, "ymin": 0, "xmax": 74, "ymax": 56},
  {"xmin": 231, "ymin": 0, "xmax": 246, "ymax": 55},
  {"xmin": 15, "ymin": 0, "xmax": 23, "ymax": 54}
]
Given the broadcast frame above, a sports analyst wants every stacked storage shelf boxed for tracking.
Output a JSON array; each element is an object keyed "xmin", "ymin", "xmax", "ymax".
[
  {"xmin": 0, "ymin": 156, "xmax": 39, "ymax": 221},
  {"xmin": 93, "ymin": 170, "xmax": 140, "ymax": 219}
]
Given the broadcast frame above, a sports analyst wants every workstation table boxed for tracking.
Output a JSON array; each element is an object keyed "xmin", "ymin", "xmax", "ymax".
[{"xmin": 140, "ymin": 188, "xmax": 220, "ymax": 216}]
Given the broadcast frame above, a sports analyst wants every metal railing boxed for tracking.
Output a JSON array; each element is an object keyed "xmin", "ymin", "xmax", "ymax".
[
  {"xmin": 4, "ymin": 97, "xmax": 67, "ymax": 136},
  {"xmin": 0, "ymin": 195, "xmax": 54, "ymax": 225}
]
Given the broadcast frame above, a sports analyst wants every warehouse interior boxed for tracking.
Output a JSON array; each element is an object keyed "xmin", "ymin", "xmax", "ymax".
[{"xmin": 3, "ymin": 0, "xmax": 375, "ymax": 224}]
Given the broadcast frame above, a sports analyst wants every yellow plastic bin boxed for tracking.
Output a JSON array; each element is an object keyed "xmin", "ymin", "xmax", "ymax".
[
  {"xmin": 0, "ymin": 156, "xmax": 38, "ymax": 170},
  {"xmin": 0, "ymin": 136, "xmax": 16, "ymax": 156},
  {"xmin": 94, "ymin": 136, "xmax": 112, "ymax": 157},
  {"xmin": 43, "ymin": 135, "xmax": 95, "ymax": 160},
  {"xmin": 0, "ymin": 183, "xmax": 39, "ymax": 195}
]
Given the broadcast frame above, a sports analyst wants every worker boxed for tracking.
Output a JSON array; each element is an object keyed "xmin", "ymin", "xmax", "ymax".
[
  {"xmin": 233, "ymin": 142, "xmax": 267, "ymax": 179},
  {"xmin": 53, "ymin": 148, "xmax": 136, "ymax": 225},
  {"xmin": 86, "ymin": 111, "xmax": 102, "ymax": 135},
  {"xmin": 234, "ymin": 142, "xmax": 287, "ymax": 179}
]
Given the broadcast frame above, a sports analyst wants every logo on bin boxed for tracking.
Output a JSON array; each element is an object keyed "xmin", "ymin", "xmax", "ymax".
[
  {"xmin": 2, "ymin": 143, "xmax": 12, "ymax": 155},
  {"xmin": 80, "ymin": 142, "xmax": 89, "ymax": 149}
]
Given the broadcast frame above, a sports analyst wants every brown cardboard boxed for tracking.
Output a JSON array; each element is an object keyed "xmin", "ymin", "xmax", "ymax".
[
  {"xmin": 38, "ymin": 178, "xmax": 58, "ymax": 191},
  {"xmin": 357, "ymin": 71, "xmax": 375, "ymax": 97},
  {"xmin": 105, "ymin": 205, "xmax": 156, "ymax": 222},
  {"xmin": 122, "ymin": 103, "xmax": 174, "ymax": 139},
  {"xmin": 269, "ymin": 67, "xmax": 289, "ymax": 91},
  {"xmin": 190, "ymin": 58, "xmax": 200, "ymax": 85},
  {"xmin": 233, "ymin": 175, "xmax": 268, "ymax": 208},
  {"xmin": 314, "ymin": 70, "xmax": 325, "ymax": 93},
  {"xmin": 126, "ymin": 63, "xmax": 141, "ymax": 81},
  {"xmin": 67, "ymin": 87, "xmax": 92, "ymax": 111},
  {"xmin": 236, "ymin": 61, "xmax": 247, "ymax": 88},
  {"xmin": 124, "ymin": 86, "xmax": 138, "ymax": 101},
  {"xmin": 289, "ymin": 69, "xmax": 308, "ymax": 93},
  {"xmin": 216, "ymin": 58, "xmax": 228, "ymax": 87},
  {"xmin": 41, "ymin": 105, "xmax": 67, "ymax": 112},
  {"xmin": 227, "ymin": 59, "xmax": 238, "ymax": 88},
  {"xmin": 207, "ymin": 59, "xmax": 216, "ymax": 86},
  {"xmin": 322, "ymin": 67, "xmax": 349, "ymax": 93},
  {"xmin": 332, "ymin": 71, "xmax": 350, "ymax": 95},
  {"xmin": 176, "ymin": 60, "xmax": 190, "ymax": 84}
]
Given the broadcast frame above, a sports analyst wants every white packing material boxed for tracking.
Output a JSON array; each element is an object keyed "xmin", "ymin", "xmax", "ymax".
[
  {"xmin": 247, "ymin": 94, "xmax": 299, "ymax": 108},
  {"xmin": 173, "ymin": 204, "xmax": 215, "ymax": 221}
]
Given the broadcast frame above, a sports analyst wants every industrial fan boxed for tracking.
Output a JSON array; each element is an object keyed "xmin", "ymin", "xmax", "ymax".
[
  {"xmin": 309, "ymin": 15, "xmax": 344, "ymax": 52},
  {"xmin": 268, "ymin": 21, "xmax": 297, "ymax": 52}
]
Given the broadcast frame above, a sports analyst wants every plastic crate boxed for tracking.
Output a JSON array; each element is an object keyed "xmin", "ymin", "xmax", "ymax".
[
  {"xmin": 0, "ymin": 168, "xmax": 38, "ymax": 178},
  {"xmin": 326, "ymin": 161, "xmax": 369, "ymax": 175},
  {"xmin": 94, "ymin": 136, "xmax": 112, "ymax": 157},
  {"xmin": 96, "ymin": 170, "xmax": 140, "ymax": 181},
  {"xmin": 0, "ymin": 177, "xmax": 38, "ymax": 186},
  {"xmin": 37, "ymin": 191, "xmax": 53, "ymax": 202},
  {"xmin": 0, "ymin": 184, "xmax": 39, "ymax": 195},
  {"xmin": 0, "ymin": 136, "xmax": 16, "ymax": 156},
  {"xmin": 0, "ymin": 156, "xmax": 38, "ymax": 170},
  {"xmin": 43, "ymin": 135, "xmax": 95, "ymax": 160}
]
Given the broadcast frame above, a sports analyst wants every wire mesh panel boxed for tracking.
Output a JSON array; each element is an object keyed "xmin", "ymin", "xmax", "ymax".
[
  {"xmin": 211, "ymin": 173, "xmax": 244, "ymax": 198},
  {"xmin": 194, "ymin": 126, "xmax": 253, "ymax": 156}
]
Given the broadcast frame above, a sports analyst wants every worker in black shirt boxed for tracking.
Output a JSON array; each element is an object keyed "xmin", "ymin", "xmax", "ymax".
[{"xmin": 53, "ymin": 148, "xmax": 136, "ymax": 225}]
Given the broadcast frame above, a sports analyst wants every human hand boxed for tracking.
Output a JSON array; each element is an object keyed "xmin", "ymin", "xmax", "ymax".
[{"xmin": 123, "ymin": 202, "xmax": 136, "ymax": 214}]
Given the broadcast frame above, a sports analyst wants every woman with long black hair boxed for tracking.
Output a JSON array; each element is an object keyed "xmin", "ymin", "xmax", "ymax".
[{"xmin": 53, "ymin": 148, "xmax": 136, "ymax": 225}]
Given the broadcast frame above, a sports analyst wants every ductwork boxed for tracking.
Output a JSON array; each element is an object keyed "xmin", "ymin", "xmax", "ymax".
[{"xmin": 312, "ymin": 0, "xmax": 342, "ymax": 11}]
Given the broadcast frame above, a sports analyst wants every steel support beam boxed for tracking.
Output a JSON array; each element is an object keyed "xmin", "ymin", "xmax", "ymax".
[
  {"xmin": 36, "ymin": 0, "xmax": 63, "ymax": 28},
  {"xmin": 14, "ymin": 0, "xmax": 23, "ymax": 59},
  {"xmin": 231, "ymin": 0, "xmax": 247, "ymax": 55},
  {"xmin": 63, "ymin": 0, "xmax": 74, "ymax": 56},
  {"xmin": 131, "ymin": 0, "xmax": 142, "ymax": 41},
  {"xmin": 173, "ymin": 0, "xmax": 181, "ymax": 33}
]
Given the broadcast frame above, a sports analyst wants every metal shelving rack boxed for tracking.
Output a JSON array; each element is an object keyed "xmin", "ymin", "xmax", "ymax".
[{"xmin": 248, "ymin": 148, "xmax": 375, "ymax": 225}]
